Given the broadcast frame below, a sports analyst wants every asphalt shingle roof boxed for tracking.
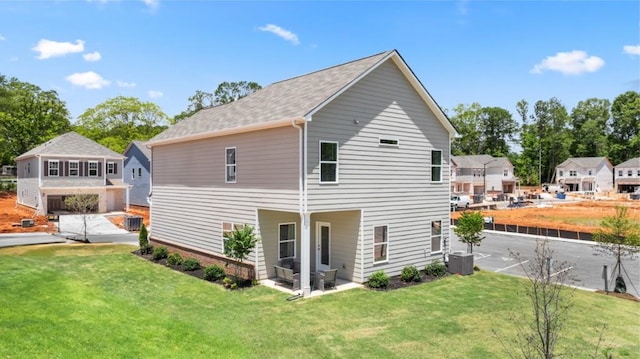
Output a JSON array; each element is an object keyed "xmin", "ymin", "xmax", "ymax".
[
  {"xmin": 615, "ymin": 157, "xmax": 640, "ymax": 168},
  {"xmin": 125, "ymin": 140, "xmax": 151, "ymax": 159},
  {"xmin": 557, "ymin": 157, "xmax": 610, "ymax": 168},
  {"xmin": 15, "ymin": 132, "xmax": 124, "ymax": 160}
]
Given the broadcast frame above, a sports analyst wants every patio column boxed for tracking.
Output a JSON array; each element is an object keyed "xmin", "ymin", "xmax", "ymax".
[{"xmin": 300, "ymin": 212, "xmax": 311, "ymax": 296}]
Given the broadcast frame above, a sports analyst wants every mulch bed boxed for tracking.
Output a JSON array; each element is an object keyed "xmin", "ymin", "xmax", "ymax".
[{"xmin": 380, "ymin": 272, "xmax": 449, "ymax": 291}]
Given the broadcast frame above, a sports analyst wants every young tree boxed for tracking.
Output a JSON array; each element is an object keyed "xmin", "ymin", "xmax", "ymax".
[
  {"xmin": 63, "ymin": 194, "xmax": 99, "ymax": 242},
  {"xmin": 454, "ymin": 211, "xmax": 485, "ymax": 253},
  {"xmin": 223, "ymin": 224, "xmax": 259, "ymax": 283},
  {"xmin": 138, "ymin": 223, "xmax": 150, "ymax": 253},
  {"xmin": 593, "ymin": 206, "xmax": 640, "ymax": 293}
]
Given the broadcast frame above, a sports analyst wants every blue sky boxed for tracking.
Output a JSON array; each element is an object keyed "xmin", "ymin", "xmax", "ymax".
[{"xmin": 1, "ymin": 1, "xmax": 638, "ymax": 123}]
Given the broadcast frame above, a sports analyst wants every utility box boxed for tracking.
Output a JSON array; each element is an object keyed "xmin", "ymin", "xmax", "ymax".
[
  {"xmin": 124, "ymin": 216, "xmax": 143, "ymax": 231},
  {"xmin": 21, "ymin": 219, "xmax": 35, "ymax": 228},
  {"xmin": 448, "ymin": 253, "xmax": 474, "ymax": 275}
]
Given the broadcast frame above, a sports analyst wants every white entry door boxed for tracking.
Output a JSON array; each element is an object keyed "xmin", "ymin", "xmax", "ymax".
[{"xmin": 316, "ymin": 222, "xmax": 331, "ymax": 271}]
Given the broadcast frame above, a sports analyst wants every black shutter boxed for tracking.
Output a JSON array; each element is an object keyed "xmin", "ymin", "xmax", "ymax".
[
  {"xmin": 113, "ymin": 162, "xmax": 117, "ymax": 174},
  {"xmin": 98, "ymin": 162, "xmax": 102, "ymax": 176},
  {"xmin": 64, "ymin": 161, "xmax": 68, "ymax": 176},
  {"xmin": 84, "ymin": 162, "xmax": 88, "ymax": 176},
  {"xmin": 44, "ymin": 161, "xmax": 48, "ymax": 177}
]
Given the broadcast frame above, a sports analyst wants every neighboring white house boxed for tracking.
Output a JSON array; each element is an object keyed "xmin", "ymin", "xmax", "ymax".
[
  {"xmin": 555, "ymin": 157, "xmax": 614, "ymax": 192},
  {"xmin": 614, "ymin": 157, "xmax": 640, "ymax": 193},
  {"xmin": 15, "ymin": 132, "xmax": 128, "ymax": 214},
  {"xmin": 450, "ymin": 155, "xmax": 517, "ymax": 196},
  {"xmin": 123, "ymin": 140, "xmax": 151, "ymax": 207},
  {"xmin": 146, "ymin": 50, "xmax": 458, "ymax": 296}
]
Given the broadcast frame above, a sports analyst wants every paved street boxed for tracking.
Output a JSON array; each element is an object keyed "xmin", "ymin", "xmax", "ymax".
[{"xmin": 450, "ymin": 230, "xmax": 640, "ymax": 297}]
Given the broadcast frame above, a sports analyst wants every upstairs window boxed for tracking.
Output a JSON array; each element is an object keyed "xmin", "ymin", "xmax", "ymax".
[
  {"xmin": 48, "ymin": 160, "xmax": 59, "ymax": 177},
  {"xmin": 569, "ymin": 170, "xmax": 577, "ymax": 177},
  {"xmin": 138, "ymin": 168, "xmax": 142, "ymax": 177},
  {"xmin": 559, "ymin": 170, "xmax": 564, "ymax": 177},
  {"xmin": 628, "ymin": 170, "xmax": 633, "ymax": 176},
  {"xmin": 431, "ymin": 150, "xmax": 442, "ymax": 182},
  {"xmin": 588, "ymin": 170, "xmax": 593, "ymax": 176},
  {"xmin": 69, "ymin": 161, "xmax": 79, "ymax": 176},
  {"xmin": 319, "ymin": 141, "xmax": 338, "ymax": 183},
  {"xmin": 503, "ymin": 169, "xmax": 509, "ymax": 177},
  {"xmin": 131, "ymin": 168, "xmax": 136, "ymax": 179},
  {"xmin": 107, "ymin": 162, "xmax": 115, "ymax": 175},
  {"xmin": 618, "ymin": 170, "xmax": 623, "ymax": 177},
  {"xmin": 226, "ymin": 147, "xmax": 237, "ymax": 183},
  {"xmin": 88, "ymin": 161, "xmax": 98, "ymax": 177},
  {"xmin": 379, "ymin": 138, "xmax": 399, "ymax": 147},
  {"xmin": 373, "ymin": 225, "xmax": 388, "ymax": 262},
  {"xmin": 278, "ymin": 223, "xmax": 296, "ymax": 260}
]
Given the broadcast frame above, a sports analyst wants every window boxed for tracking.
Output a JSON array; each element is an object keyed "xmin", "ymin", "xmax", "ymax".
[
  {"xmin": 27, "ymin": 163, "xmax": 30, "ymax": 174},
  {"xmin": 628, "ymin": 170, "xmax": 633, "ymax": 177},
  {"xmin": 588, "ymin": 170, "xmax": 593, "ymax": 175},
  {"xmin": 569, "ymin": 170, "xmax": 577, "ymax": 177},
  {"xmin": 138, "ymin": 167, "xmax": 142, "ymax": 177},
  {"xmin": 131, "ymin": 168, "xmax": 135, "ymax": 179},
  {"xmin": 503, "ymin": 169, "xmax": 509, "ymax": 177},
  {"xmin": 618, "ymin": 170, "xmax": 623, "ymax": 177},
  {"xmin": 431, "ymin": 220, "xmax": 442, "ymax": 253},
  {"xmin": 88, "ymin": 161, "xmax": 98, "ymax": 177},
  {"xmin": 379, "ymin": 138, "xmax": 399, "ymax": 146},
  {"xmin": 431, "ymin": 150, "xmax": 442, "ymax": 182},
  {"xmin": 48, "ymin": 160, "xmax": 59, "ymax": 177},
  {"xmin": 319, "ymin": 141, "xmax": 338, "ymax": 183},
  {"xmin": 222, "ymin": 222, "xmax": 243, "ymax": 253},
  {"xmin": 456, "ymin": 168, "xmax": 461, "ymax": 176},
  {"xmin": 226, "ymin": 147, "xmax": 237, "ymax": 183},
  {"xmin": 637, "ymin": 170, "xmax": 640, "ymax": 177},
  {"xmin": 69, "ymin": 161, "xmax": 79, "ymax": 176},
  {"xmin": 278, "ymin": 223, "xmax": 296, "ymax": 260},
  {"xmin": 373, "ymin": 225, "xmax": 388, "ymax": 262},
  {"xmin": 107, "ymin": 162, "xmax": 115, "ymax": 175},
  {"xmin": 559, "ymin": 170, "xmax": 563, "ymax": 177}
]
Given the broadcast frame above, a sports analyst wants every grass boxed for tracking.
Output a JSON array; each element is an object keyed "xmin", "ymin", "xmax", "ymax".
[{"xmin": 0, "ymin": 244, "xmax": 638, "ymax": 358}]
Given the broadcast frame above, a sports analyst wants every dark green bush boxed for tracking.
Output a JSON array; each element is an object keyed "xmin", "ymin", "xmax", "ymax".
[
  {"xmin": 366, "ymin": 270, "xmax": 389, "ymax": 289},
  {"xmin": 138, "ymin": 223, "xmax": 148, "ymax": 248},
  {"xmin": 152, "ymin": 246, "xmax": 168, "ymax": 261},
  {"xmin": 400, "ymin": 265, "xmax": 421, "ymax": 282},
  {"xmin": 166, "ymin": 252, "xmax": 182, "ymax": 266},
  {"xmin": 140, "ymin": 244, "xmax": 153, "ymax": 255},
  {"xmin": 425, "ymin": 260, "xmax": 447, "ymax": 277},
  {"xmin": 473, "ymin": 265, "xmax": 481, "ymax": 272},
  {"xmin": 203, "ymin": 265, "xmax": 226, "ymax": 281},
  {"xmin": 181, "ymin": 257, "xmax": 200, "ymax": 271}
]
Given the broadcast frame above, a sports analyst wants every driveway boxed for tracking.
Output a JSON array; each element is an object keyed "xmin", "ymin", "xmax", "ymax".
[{"xmin": 57, "ymin": 214, "xmax": 129, "ymax": 236}]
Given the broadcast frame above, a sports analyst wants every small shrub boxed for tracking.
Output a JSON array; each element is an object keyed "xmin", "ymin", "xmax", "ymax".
[
  {"xmin": 203, "ymin": 265, "xmax": 226, "ymax": 281},
  {"xmin": 401, "ymin": 265, "xmax": 421, "ymax": 282},
  {"xmin": 181, "ymin": 257, "xmax": 200, "ymax": 271},
  {"xmin": 138, "ymin": 223, "xmax": 148, "ymax": 248},
  {"xmin": 152, "ymin": 246, "xmax": 168, "ymax": 261},
  {"xmin": 140, "ymin": 244, "xmax": 153, "ymax": 255},
  {"xmin": 166, "ymin": 252, "xmax": 183, "ymax": 266},
  {"xmin": 425, "ymin": 260, "xmax": 447, "ymax": 277},
  {"xmin": 366, "ymin": 270, "xmax": 389, "ymax": 289},
  {"xmin": 473, "ymin": 265, "xmax": 481, "ymax": 272}
]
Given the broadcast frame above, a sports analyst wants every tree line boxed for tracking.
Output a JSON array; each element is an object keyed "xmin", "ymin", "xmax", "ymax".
[{"xmin": 1, "ymin": 71, "xmax": 637, "ymax": 186}]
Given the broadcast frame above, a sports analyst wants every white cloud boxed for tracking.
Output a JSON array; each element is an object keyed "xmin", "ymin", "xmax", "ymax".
[
  {"xmin": 623, "ymin": 45, "xmax": 640, "ymax": 55},
  {"xmin": 148, "ymin": 90, "xmax": 163, "ymax": 98},
  {"xmin": 83, "ymin": 51, "xmax": 101, "ymax": 62},
  {"xmin": 531, "ymin": 50, "xmax": 605, "ymax": 75},
  {"xmin": 65, "ymin": 71, "xmax": 110, "ymax": 89},
  {"xmin": 32, "ymin": 39, "xmax": 85, "ymax": 59},
  {"xmin": 0, "ymin": 34, "xmax": 5, "ymax": 41},
  {"xmin": 117, "ymin": 80, "xmax": 136, "ymax": 88},
  {"xmin": 258, "ymin": 24, "xmax": 299, "ymax": 45},
  {"xmin": 457, "ymin": 0, "xmax": 469, "ymax": 15},
  {"xmin": 142, "ymin": 0, "xmax": 159, "ymax": 9}
]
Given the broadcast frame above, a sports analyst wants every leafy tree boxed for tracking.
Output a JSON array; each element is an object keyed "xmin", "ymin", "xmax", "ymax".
[
  {"xmin": 63, "ymin": 194, "xmax": 99, "ymax": 242},
  {"xmin": 593, "ymin": 206, "xmax": 640, "ymax": 293},
  {"xmin": 454, "ymin": 211, "xmax": 485, "ymax": 253},
  {"xmin": 515, "ymin": 100, "xmax": 540, "ymax": 185},
  {"xmin": 223, "ymin": 224, "xmax": 259, "ymax": 284},
  {"xmin": 608, "ymin": 91, "xmax": 640, "ymax": 164},
  {"xmin": 174, "ymin": 81, "xmax": 261, "ymax": 123},
  {"xmin": 478, "ymin": 106, "xmax": 518, "ymax": 157},
  {"xmin": 532, "ymin": 98, "xmax": 572, "ymax": 184},
  {"xmin": 569, "ymin": 98, "xmax": 610, "ymax": 158},
  {"xmin": 0, "ymin": 75, "xmax": 71, "ymax": 164},
  {"xmin": 450, "ymin": 103, "xmax": 483, "ymax": 155},
  {"xmin": 74, "ymin": 96, "xmax": 169, "ymax": 153}
]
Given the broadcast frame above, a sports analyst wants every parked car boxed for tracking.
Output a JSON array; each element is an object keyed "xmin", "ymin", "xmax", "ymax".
[{"xmin": 451, "ymin": 195, "xmax": 471, "ymax": 211}]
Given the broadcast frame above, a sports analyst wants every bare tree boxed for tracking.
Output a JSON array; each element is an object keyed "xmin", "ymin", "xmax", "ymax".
[{"xmin": 64, "ymin": 194, "xmax": 98, "ymax": 242}]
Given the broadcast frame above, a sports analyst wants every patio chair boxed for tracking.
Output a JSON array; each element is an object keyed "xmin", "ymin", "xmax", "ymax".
[{"xmin": 318, "ymin": 269, "xmax": 338, "ymax": 291}]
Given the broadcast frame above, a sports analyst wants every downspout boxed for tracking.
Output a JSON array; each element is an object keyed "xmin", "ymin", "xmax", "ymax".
[{"xmin": 292, "ymin": 120, "xmax": 311, "ymax": 296}]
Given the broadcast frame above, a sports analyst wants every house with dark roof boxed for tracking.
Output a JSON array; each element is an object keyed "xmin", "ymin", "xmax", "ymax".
[
  {"xmin": 146, "ymin": 50, "xmax": 458, "ymax": 296},
  {"xmin": 123, "ymin": 140, "xmax": 151, "ymax": 206},
  {"xmin": 554, "ymin": 157, "xmax": 614, "ymax": 192},
  {"xmin": 614, "ymin": 157, "xmax": 640, "ymax": 193},
  {"xmin": 15, "ymin": 132, "xmax": 128, "ymax": 214},
  {"xmin": 451, "ymin": 155, "xmax": 518, "ymax": 197}
]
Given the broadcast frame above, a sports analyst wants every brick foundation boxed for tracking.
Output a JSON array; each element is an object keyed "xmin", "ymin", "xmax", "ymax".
[{"xmin": 150, "ymin": 237, "xmax": 255, "ymax": 280}]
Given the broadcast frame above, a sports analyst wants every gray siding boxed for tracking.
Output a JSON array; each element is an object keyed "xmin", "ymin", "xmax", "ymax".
[
  {"xmin": 256, "ymin": 210, "xmax": 300, "ymax": 280},
  {"xmin": 151, "ymin": 126, "xmax": 301, "ymax": 257},
  {"xmin": 17, "ymin": 178, "xmax": 40, "ymax": 209},
  {"xmin": 306, "ymin": 60, "xmax": 451, "ymax": 279},
  {"xmin": 124, "ymin": 145, "xmax": 151, "ymax": 206},
  {"xmin": 311, "ymin": 211, "xmax": 362, "ymax": 282}
]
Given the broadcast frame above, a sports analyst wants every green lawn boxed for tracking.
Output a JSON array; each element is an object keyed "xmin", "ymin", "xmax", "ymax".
[{"xmin": 0, "ymin": 244, "xmax": 637, "ymax": 358}]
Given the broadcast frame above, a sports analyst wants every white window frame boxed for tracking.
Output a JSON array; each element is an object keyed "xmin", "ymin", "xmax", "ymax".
[
  {"xmin": 319, "ymin": 141, "xmax": 339, "ymax": 184},
  {"xmin": 138, "ymin": 167, "xmax": 142, "ymax": 177},
  {"xmin": 431, "ymin": 150, "xmax": 442, "ymax": 182},
  {"xmin": 618, "ymin": 170, "xmax": 623, "ymax": 177},
  {"xmin": 379, "ymin": 138, "xmax": 399, "ymax": 147},
  {"xmin": 48, "ymin": 160, "xmax": 59, "ymax": 177},
  {"xmin": 373, "ymin": 225, "xmax": 388, "ymax": 263},
  {"xmin": 431, "ymin": 220, "xmax": 443, "ymax": 254},
  {"xmin": 278, "ymin": 222, "xmax": 296, "ymax": 260},
  {"xmin": 88, "ymin": 161, "xmax": 98, "ymax": 177},
  {"xmin": 131, "ymin": 168, "xmax": 135, "ymax": 179},
  {"xmin": 225, "ymin": 147, "xmax": 237, "ymax": 183},
  {"xmin": 628, "ymin": 170, "xmax": 633, "ymax": 177},
  {"xmin": 69, "ymin": 161, "xmax": 79, "ymax": 177},
  {"xmin": 569, "ymin": 170, "xmax": 577, "ymax": 177},
  {"xmin": 503, "ymin": 169, "xmax": 509, "ymax": 177},
  {"xmin": 107, "ymin": 162, "xmax": 115, "ymax": 175}
]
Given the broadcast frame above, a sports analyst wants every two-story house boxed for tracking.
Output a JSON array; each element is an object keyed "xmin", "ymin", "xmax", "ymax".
[
  {"xmin": 555, "ymin": 157, "xmax": 614, "ymax": 192},
  {"xmin": 146, "ymin": 50, "xmax": 458, "ymax": 296},
  {"xmin": 451, "ymin": 155, "xmax": 517, "ymax": 197},
  {"xmin": 614, "ymin": 157, "xmax": 640, "ymax": 193},
  {"xmin": 123, "ymin": 140, "xmax": 151, "ymax": 207},
  {"xmin": 15, "ymin": 132, "xmax": 128, "ymax": 214}
]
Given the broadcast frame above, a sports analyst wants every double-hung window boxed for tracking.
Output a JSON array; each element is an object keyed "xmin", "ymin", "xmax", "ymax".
[
  {"xmin": 431, "ymin": 220, "xmax": 442, "ymax": 253},
  {"xmin": 226, "ymin": 147, "xmax": 237, "ymax": 183},
  {"xmin": 69, "ymin": 161, "xmax": 79, "ymax": 176},
  {"xmin": 373, "ymin": 225, "xmax": 388, "ymax": 262},
  {"xmin": 48, "ymin": 160, "xmax": 59, "ymax": 177},
  {"xmin": 278, "ymin": 223, "xmax": 296, "ymax": 260},
  {"xmin": 431, "ymin": 150, "xmax": 442, "ymax": 182},
  {"xmin": 88, "ymin": 161, "xmax": 98, "ymax": 177},
  {"xmin": 107, "ymin": 162, "xmax": 115, "ymax": 175},
  {"xmin": 319, "ymin": 141, "xmax": 338, "ymax": 183}
]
